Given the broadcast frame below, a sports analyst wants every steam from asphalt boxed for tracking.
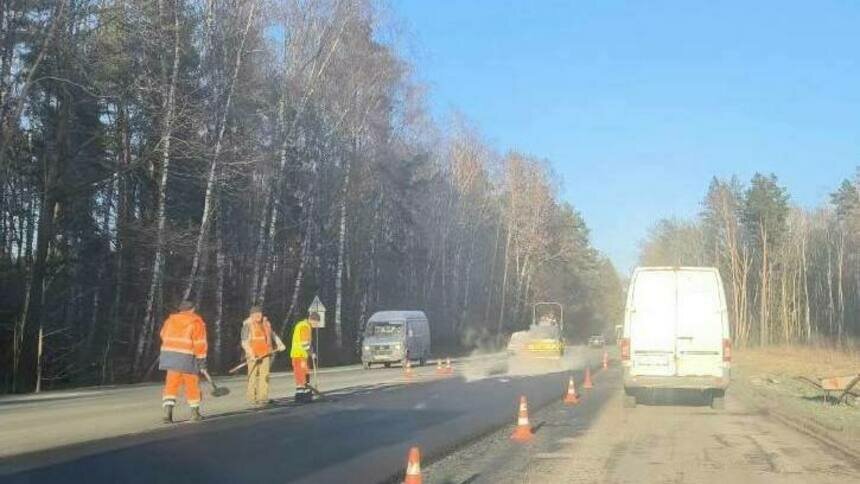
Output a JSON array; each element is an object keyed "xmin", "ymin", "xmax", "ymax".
[
  {"xmin": 455, "ymin": 327, "xmax": 599, "ymax": 382},
  {"xmin": 505, "ymin": 346, "xmax": 591, "ymax": 377}
]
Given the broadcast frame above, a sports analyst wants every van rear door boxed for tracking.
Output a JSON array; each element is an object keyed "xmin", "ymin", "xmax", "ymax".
[
  {"xmin": 675, "ymin": 270, "xmax": 724, "ymax": 377},
  {"xmin": 629, "ymin": 270, "xmax": 676, "ymax": 376}
]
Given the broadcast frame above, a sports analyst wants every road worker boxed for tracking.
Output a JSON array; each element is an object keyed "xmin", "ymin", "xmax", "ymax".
[
  {"xmin": 241, "ymin": 305, "xmax": 286, "ymax": 406},
  {"xmin": 290, "ymin": 312, "xmax": 318, "ymax": 403},
  {"xmin": 159, "ymin": 300, "xmax": 208, "ymax": 423}
]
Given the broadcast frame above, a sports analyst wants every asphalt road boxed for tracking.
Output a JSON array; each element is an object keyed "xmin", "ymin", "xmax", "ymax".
[
  {"xmin": 0, "ymin": 358, "xmax": 437, "ymax": 457},
  {"xmin": 0, "ymin": 349, "xmax": 602, "ymax": 483},
  {"xmin": 426, "ymin": 367, "xmax": 860, "ymax": 484}
]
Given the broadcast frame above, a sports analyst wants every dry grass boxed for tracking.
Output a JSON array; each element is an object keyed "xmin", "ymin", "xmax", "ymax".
[
  {"xmin": 735, "ymin": 344, "xmax": 859, "ymax": 378},
  {"xmin": 734, "ymin": 344, "xmax": 860, "ymax": 444}
]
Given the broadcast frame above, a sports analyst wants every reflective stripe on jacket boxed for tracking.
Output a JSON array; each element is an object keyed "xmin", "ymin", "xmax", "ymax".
[
  {"xmin": 159, "ymin": 310, "xmax": 207, "ymax": 373},
  {"xmin": 245, "ymin": 317, "xmax": 273, "ymax": 357},
  {"xmin": 290, "ymin": 320, "xmax": 312, "ymax": 358}
]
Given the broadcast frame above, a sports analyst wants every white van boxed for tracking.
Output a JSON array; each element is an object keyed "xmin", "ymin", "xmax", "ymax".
[
  {"xmin": 621, "ymin": 267, "xmax": 731, "ymax": 409},
  {"xmin": 361, "ymin": 311, "xmax": 431, "ymax": 369}
]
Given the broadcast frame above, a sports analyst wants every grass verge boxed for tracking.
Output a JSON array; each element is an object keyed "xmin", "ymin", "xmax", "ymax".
[{"xmin": 732, "ymin": 345, "xmax": 859, "ymax": 457}]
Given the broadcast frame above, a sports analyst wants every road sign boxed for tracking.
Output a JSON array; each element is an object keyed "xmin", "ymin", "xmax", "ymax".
[{"xmin": 308, "ymin": 296, "xmax": 326, "ymax": 328}]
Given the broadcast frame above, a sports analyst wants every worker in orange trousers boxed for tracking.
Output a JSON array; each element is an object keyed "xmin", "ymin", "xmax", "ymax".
[
  {"xmin": 291, "ymin": 312, "xmax": 319, "ymax": 403},
  {"xmin": 159, "ymin": 300, "xmax": 208, "ymax": 423}
]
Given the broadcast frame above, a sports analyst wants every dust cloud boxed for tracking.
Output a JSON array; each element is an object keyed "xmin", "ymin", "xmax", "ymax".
[{"xmin": 454, "ymin": 327, "xmax": 600, "ymax": 382}]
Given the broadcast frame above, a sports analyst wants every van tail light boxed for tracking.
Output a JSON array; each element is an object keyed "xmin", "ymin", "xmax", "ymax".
[
  {"xmin": 620, "ymin": 338, "xmax": 630, "ymax": 360},
  {"xmin": 722, "ymin": 338, "xmax": 732, "ymax": 363}
]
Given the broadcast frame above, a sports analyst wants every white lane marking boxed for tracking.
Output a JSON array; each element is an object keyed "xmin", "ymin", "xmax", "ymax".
[
  {"xmin": 413, "ymin": 402, "xmax": 427, "ymax": 410},
  {"xmin": 0, "ymin": 391, "xmax": 108, "ymax": 404}
]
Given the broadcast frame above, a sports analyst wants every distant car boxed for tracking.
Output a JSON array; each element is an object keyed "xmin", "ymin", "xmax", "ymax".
[
  {"xmin": 361, "ymin": 311, "xmax": 431, "ymax": 369},
  {"xmin": 588, "ymin": 335, "xmax": 605, "ymax": 347}
]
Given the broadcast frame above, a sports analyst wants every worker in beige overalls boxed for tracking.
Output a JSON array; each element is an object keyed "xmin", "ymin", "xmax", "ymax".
[{"xmin": 241, "ymin": 306, "xmax": 285, "ymax": 406}]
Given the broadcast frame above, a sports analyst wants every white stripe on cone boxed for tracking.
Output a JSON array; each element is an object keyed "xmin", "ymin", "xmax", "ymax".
[{"xmin": 518, "ymin": 400, "xmax": 529, "ymax": 425}]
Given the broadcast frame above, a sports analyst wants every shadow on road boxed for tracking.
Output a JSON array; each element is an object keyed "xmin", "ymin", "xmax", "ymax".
[{"xmin": 633, "ymin": 388, "xmax": 713, "ymax": 407}]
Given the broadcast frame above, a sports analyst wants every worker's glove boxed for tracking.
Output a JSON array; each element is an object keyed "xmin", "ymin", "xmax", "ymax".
[
  {"xmin": 246, "ymin": 354, "xmax": 256, "ymax": 364},
  {"xmin": 196, "ymin": 358, "xmax": 207, "ymax": 372},
  {"xmin": 276, "ymin": 342, "xmax": 287, "ymax": 352},
  {"xmin": 311, "ymin": 352, "xmax": 318, "ymax": 360}
]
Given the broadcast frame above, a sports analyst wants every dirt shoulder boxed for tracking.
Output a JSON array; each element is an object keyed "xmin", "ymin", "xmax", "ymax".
[
  {"xmin": 535, "ymin": 372, "xmax": 859, "ymax": 483},
  {"xmin": 732, "ymin": 346, "xmax": 860, "ymax": 458}
]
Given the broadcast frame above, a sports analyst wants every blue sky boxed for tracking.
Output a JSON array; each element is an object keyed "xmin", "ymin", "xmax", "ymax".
[{"xmin": 392, "ymin": 0, "xmax": 860, "ymax": 273}]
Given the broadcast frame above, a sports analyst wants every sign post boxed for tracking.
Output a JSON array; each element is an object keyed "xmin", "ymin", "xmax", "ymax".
[{"xmin": 308, "ymin": 296, "xmax": 326, "ymax": 389}]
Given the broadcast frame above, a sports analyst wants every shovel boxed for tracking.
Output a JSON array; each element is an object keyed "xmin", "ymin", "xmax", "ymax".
[
  {"xmin": 228, "ymin": 346, "xmax": 286, "ymax": 374},
  {"xmin": 228, "ymin": 336, "xmax": 287, "ymax": 374},
  {"xmin": 200, "ymin": 369, "xmax": 231, "ymax": 397},
  {"xmin": 228, "ymin": 354, "xmax": 272, "ymax": 374}
]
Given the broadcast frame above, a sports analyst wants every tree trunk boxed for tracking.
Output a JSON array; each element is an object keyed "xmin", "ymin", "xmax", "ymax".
[
  {"xmin": 213, "ymin": 212, "xmax": 226, "ymax": 370},
  {"xmin": 836, "ymin": 229, "xmax": 845, "ymax": 343},
  {"xmin": 827, "ymin": 239, "xmax": 835, "ymax": 337},
  {"xmin": 104, "ymin": 101, "xmax": 131, "ymax": 384},
  {"xmin": 333, "ymin": 159, "xmax": 351, "ymax": 349},
  {"xmin": 496, "ymin": 225, "xmax": 513, "ymax": 335},
  {"xmin": 249, "ymin": 183, "xmax": 272, "ymax": 305},
  {"xmin": 184, "ymin": 0, "xmax": 257, "ymax": 302},
  {"xmin": 484, "ymin": 212, "xmax": 503, "ymax": 325},
  {"xmin": 759, "ymin": 223, "xmax": 769, "ymax": 346},
  {"xmin": 801, "ymin": 228, "xmax": 811, "ymax": 342},
  {"xmin": 281, "ymin": 222, "xmax": 312, "ymax": 335},
  {"xmin": 135, "ymin": 2, "xmax": 181, "ymax": 375},
  {"xmin": 252, "ymin": 14, "xmax": 347, "ymax": 305}
]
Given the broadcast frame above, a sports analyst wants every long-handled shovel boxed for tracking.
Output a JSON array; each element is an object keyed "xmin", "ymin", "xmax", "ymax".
[
  {"xmin": 200, "ymin": 369, "xmax": 231, "ymax": 397},
  {"xmin": 227, "ymin": 346, "xmax": 285, "ymax": 374},
  {"xmin": 228, "ymin": 354, "xmax": 272, "ymax": 374},
  {"xmin": 305, "ymin": 351, "xmax": 328, "ymax": 401},
  {"xmin": 305, "ymin": 382, "xmax": 325, "ymax": 399},
  {"xmin": 228, "ymin": 332, "xmax": 287, "ymax": 374}
]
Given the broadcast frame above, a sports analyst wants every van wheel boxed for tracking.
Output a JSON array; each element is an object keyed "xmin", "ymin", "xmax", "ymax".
[
  {"xmin": 418, "ymin": 357, "xmax": 426, "ymax": 366},
  {"xmin": 623, "ymin": 395, "xmax": 637, "ymax": 408},
  {"xmin": 384, "ymin": 363, "xmax": 391, "ymax": 368},
  {"xmin": 362, "ymin": 362, "xmax": 371, "ymax": 370}
]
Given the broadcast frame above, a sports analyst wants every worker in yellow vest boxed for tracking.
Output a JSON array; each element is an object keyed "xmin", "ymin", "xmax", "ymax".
[
  {"xmin": 241, "ymin": 305, "xmax": 285, "ymax": 406},
  {"xmin": 291, "ymin": 312, "xmax": 318, "ymax": 403}
]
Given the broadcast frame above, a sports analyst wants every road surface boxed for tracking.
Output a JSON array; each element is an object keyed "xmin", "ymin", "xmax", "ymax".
[
  {"xmin": 0, "ymin": 349, "xmax": 600, "ymax": 483},
  {"xmin": 5, "ymin": 348, "xmax": 853, "ymax": 483},
  {"xmin": 426, "ymin": 367, "xmax": 860, "ymax": 484}
]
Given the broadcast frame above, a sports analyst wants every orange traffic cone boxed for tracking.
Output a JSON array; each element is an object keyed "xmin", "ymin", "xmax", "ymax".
[
  {"xmin": 583, "ymin": 366, "xmax": 593, "ymax": 389},
  {"xmin": 510, "ymin": 395, "xmax": 533, "ymax": 442},
  {"xmin": 404, "ymin": 359, "xmax": 413, "ymax": 379},
  {"xmin": 403, "ymin": 446, "xmax": 422, "ymax": 484},
  {"xmin": 435, "ymin": 359, "xmax": 445, "ymax": 375},
  {"xmin": 563, "ymin": 376, "xmax": 579, "ymax": 405},
  {"xmin": 602, "ymin": 351, "xmax": 609, "ymax": 370},
  {"xmin": 445, "ymin": 357, "xmax": 453, "ymax": 375}
]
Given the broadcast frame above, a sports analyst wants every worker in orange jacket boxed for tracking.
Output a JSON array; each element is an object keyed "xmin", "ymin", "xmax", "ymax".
[
  {"xmin": 241, "ymin": 305, "xmax": 286, "ymax": 406},
  {"xmin": 291, "ymin": 312, "xmax": 318, "ymax": 403},
  {"xmin": 159, "ymin": 300, "xmax": 208, "ymax": 423}
]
